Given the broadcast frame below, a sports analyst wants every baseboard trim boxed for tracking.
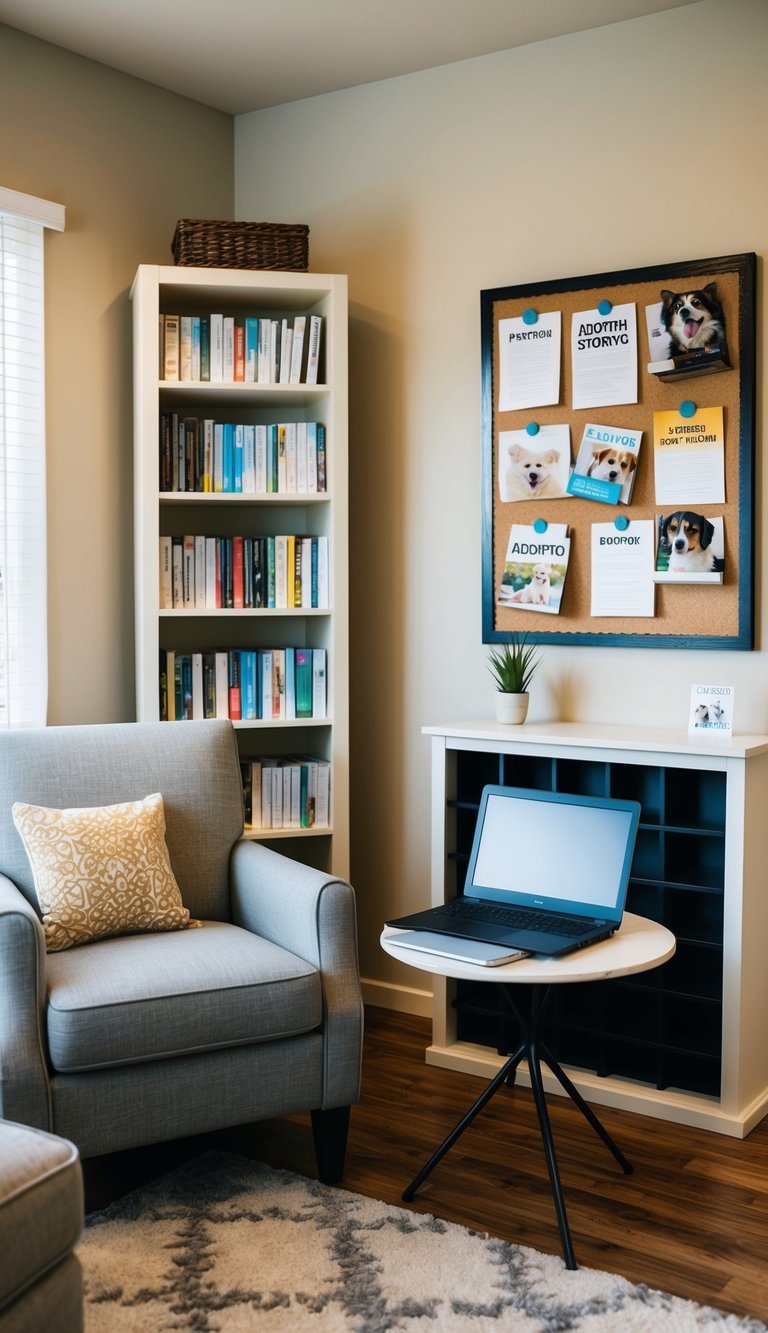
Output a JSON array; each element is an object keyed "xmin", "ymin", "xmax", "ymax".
[{"xmin": 361, "ymin": 977, "xmax": 433, "ymax": 1018}]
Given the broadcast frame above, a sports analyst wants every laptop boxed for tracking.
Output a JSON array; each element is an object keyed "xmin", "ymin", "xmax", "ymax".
[
  {"xmin": 386, "ymin": 784, "xmax": 640, "ymax": 957},
  {"xmin": 385, "ymin": 929, "xmax": 529, "ymax": 967}
]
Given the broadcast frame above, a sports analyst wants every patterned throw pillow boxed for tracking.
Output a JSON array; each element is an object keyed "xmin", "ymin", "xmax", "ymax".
[{"xmin": 12, "ymin": 792, "xmax": 192, "ymax": 952}]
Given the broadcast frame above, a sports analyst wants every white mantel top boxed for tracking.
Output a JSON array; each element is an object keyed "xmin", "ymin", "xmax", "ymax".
[{"xmin": 422, "ymin": 719, "xmax": 768, "ymax": 761}]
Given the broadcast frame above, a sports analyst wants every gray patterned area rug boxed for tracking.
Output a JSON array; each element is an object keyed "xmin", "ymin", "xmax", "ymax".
[{"xmin": 80, "ymin": 1151, "xmax": 765, "ymax": 1332}]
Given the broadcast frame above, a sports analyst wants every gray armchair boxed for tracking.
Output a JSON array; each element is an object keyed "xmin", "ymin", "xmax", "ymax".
[{"xmin": 0, "ymin": 720, "xmax": 363, "ymax": 1182}]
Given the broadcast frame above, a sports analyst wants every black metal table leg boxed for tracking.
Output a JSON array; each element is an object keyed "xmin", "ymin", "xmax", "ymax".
[
  {"xmin": 401, "ymin": 980, "xmax": 633, "ymax": 1271},
  {"xmin": 541, "ymin": 1041, "xmax": 633, "ymax": 1175},
  {"xmin": 401, "ymin": 1040, "xmax": 527, "ymax": 1202},
  {"xmin": 527, "ymin": 1010, "xmax": 577, "ymax": 1270}
]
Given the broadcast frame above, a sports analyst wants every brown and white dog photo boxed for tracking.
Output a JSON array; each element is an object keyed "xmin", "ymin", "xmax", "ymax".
[
  {"xmin": 587, "ymin": 446, "xmax": 638, "ymax": 501},
  {"xmin": 659, "ymin": 511, "xmax": 722, "ymax": 574}
]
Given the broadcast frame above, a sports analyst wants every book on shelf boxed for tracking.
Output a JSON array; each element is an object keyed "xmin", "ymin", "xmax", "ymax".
[
  {"xmin": 234, "ymin": 320, "xmax": 246, "ymax": 382},
  {"xmin": 210, "ymin": 314, "xmax": 223, "ymax": 382},
  {"xmin": 305, "ymin": 315, "xmax": 323, "ymax": 385},
  {"xmin": 163, "ymin": 314, "xmax": 179, "ymax": 381},
  {"xmin": 179, "ymin": 316, "xmax": 193, "ymax": 382},
  {"xmin": 194, "ymin": 535, "xmax": 206, "ymax": 609},
  {"xmin": 223, "ymin": 316, "xmax": 235, "ymax": 382},
  {"xmin": 182, "ymin": 535, "xmax": 195, "ymax": 608},
  {"xmin": 159, "ymin": 536, "xmax": 172, "ymax": 609},
  {"xmin": 311, "ymin": 648, "xmax": 327, "ymax": 719},
  {"xmin": 289, "ymin": 316, "xmax": 306, "ymax": 383},
  {"xmin": 200, "ymin": 317, "xmax": 210, "ymax": 382},
  {"xmin": 279, "ymin": 318, "xmax": 292, "ymax": 383}
]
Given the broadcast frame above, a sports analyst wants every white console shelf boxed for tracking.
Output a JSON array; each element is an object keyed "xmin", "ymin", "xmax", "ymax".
[{"xmin": 423, "ymin": 720, "xmax": 768, "ymax": 1138}]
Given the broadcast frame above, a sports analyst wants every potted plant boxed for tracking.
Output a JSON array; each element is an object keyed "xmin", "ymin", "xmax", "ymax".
[{"xmin": 487, "ymin": 634, "xmax": 541, "ymax": 724}]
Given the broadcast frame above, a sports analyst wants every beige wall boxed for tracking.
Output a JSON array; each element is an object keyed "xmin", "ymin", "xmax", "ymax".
[
  {"xmin": 0, "ymin": 24, "xmax": 233, "ymax": 724},
  {"xmin": 234, "ymin": 0, "xmax": 768, "ymax": 1001}
]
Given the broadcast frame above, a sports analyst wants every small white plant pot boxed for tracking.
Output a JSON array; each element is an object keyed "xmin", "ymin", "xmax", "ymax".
[{"xmin": 494, "ymin": 692, "xmax": 529, "ymax": 725}]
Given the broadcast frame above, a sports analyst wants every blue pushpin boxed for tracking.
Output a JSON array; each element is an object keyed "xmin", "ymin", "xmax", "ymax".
[
  {"xmin": 679, "ymin": 400, "xmax": 697, "ymax": 418},
  {"xmin": 525, "ymin": 422, "xmax": 540, "ymax": 437},
  {"xmin": 522, "ymin": 308, "xmax": 538, "ymax": 325},
  {"xmin": 533, "ymin": 518, "xmax": 548, "ymax": 534},
  {"xmin": 598, "ymin": 299, "xmax": 613, "ymax": 316},
  {"xmin": 614, "ymin": 515, "xmax": 629, "ymax": 531}
]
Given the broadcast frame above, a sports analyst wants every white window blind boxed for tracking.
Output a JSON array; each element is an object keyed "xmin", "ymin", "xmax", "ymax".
[{"xmin": 0, "ymin": 187, "xmax": 64, "ymax": 729}]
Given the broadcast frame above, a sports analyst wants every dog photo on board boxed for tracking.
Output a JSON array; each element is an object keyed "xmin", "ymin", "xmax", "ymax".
[
  {"xmin": 568, "ymin": 422, "xmax": 642, "ymax": 506},
  {"xmin": 498, "ymin": 426, "xmax": 571, "ymax": 503},
  {"xmin": 645, "ymin": 281, "xmax": 730, "ymax": 374},
  {"xmin": 655, "ymin": 511, "xmax": 724, "ymax": 582}
]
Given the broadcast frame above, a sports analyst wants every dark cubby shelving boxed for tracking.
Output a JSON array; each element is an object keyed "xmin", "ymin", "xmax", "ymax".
[{"xmin": 448, "ymin": 748, "xmax": 726, "ymax": 1098}]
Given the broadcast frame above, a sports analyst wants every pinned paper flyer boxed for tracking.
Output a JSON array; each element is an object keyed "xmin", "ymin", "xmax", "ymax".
[
  {"xmin": 497, "ymin": 523, "xmax": 570, "ymax": 615},
  {"xmin": 497, "ymin": 312, "xmax": 561, "ymax": 412},
  {"xmin": 498, "ymin": 424, "xmax": 570, "ymax": 502},
  {"xmin": 653, "ymin": 406, "xmax": 725, "ymax": 506},
  {"xmin": 688, "ymin": 684, "xmax": 733, "ymax": 738},
  {"xmin": 568, "ymin": 423, "xmax": 642, "ymax": 506},
  {"xmin": 571, "ymin": 302, "xmax": 638, "ymax": 410},
  {"xmin": 590, "ymin": 520, "xmax": 655, "ymax": 617}
]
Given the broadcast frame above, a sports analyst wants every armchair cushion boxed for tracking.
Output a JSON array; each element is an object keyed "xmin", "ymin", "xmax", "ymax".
[
  {"xmin": 45, "ymin": 921, "xmax": 322, "ymax": 1073},
  {"xmin": 12, "ymin": 793, "xmax": 191, "ymax": 953},
  {"xmin": 0, "ymin": 1119, "xmax": 83, "ymax": 1324}
]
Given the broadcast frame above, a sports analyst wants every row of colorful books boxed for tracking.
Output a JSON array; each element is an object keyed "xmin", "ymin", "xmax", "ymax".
[
  {"xmin": 159, "ymin": 415, "xmax": 327, "ymax": 495},
  {"xmin": 159, "ymin": 534, "xmax": 330, "ymax": 611},
  {"xmin": 159, "ymin": 646, "xmax": 327, "ymax": 722},
  {"xmin": 241, "ymin": 757, "xmax": 331, "ymax": 831},
  {"xmin": 160, "ymin": 312, "xmax": 323, "ymax": 385}
]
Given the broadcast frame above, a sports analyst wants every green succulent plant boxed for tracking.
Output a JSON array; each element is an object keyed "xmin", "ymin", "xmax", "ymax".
[{"xmin": 487, "ymin": 635, "xmax": 541, "ymax": 694}]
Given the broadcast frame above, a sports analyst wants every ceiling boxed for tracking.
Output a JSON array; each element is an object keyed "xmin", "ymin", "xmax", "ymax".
[{"xmin": 0, "ymin": 0, "xmax": 702, "ymax": 116}]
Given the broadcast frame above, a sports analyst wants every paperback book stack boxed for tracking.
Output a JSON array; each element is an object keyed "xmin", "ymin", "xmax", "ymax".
[
  {"xmin": 159, "ymin": 647, "xmax": 327, "ymax": 722},
  {"xmin": 241, "ymin": 757, "xmax": 331, "ymax": 830},
  {"xmin": 160, "ymin": 311, "xmax": 323, "ymax": 385}
]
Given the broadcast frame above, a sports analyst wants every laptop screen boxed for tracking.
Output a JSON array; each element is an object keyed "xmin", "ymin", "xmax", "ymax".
[{"xmin": 464, "ymin": 785, "xmax": 640, "ymax": 923}]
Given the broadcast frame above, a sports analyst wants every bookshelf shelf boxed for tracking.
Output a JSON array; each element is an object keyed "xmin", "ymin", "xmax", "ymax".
[
  {"xmin": 157, "ymin": 608, "xmax": 332, "ymax": 618},
  {"xmin": 423, "ymin": 721, "xmax": 768, "ymax": 1137},
  {"xmin": 159, "ymin": 493, "xmax": 331, "ymax": 505},
  {"xmin": 131, "ymin": 265, "xmax": 349, "ymax": 877}
]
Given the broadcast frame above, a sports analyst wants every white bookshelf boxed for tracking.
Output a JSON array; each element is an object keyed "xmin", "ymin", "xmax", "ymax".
[{"xmin": 131, "ymin": 265, "xmax": 349, "ymax": 878}]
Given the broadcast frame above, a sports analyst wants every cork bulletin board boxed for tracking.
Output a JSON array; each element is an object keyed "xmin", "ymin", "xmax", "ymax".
[{"xmin": 481, "ymin": 253, "xmax": 757, "ymax": 649}]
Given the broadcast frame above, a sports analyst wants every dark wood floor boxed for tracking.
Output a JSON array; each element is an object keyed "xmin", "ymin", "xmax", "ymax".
[{"xmin": 83, "ymin": 1006, "xmax": 768, "ymax": 1324}]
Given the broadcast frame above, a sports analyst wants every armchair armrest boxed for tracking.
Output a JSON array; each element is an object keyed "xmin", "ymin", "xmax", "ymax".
[
  {"xmin": 0, "ymin": 876, "xmax": 50, "ymax": 1129},
  {"xmin": 229, "ymin": 841, "xmax": 363, "ymax": 1108}
]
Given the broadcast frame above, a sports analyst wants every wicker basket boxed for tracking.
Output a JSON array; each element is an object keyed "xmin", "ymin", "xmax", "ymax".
[{"xmin": 171, "ymin": 219, "xmax": 309, "ymax": 271}]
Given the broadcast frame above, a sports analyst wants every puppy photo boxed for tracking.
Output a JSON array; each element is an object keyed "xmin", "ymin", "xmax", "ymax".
[
  {"xmin": 710, "ymin": 700, "xmax": 725, "ymax": 722},
  {"xmin": 659, "ymin": 282, "xmax": 726, "ymax": 354},
  {"xmin": 694, "ymin": 704, "xmax": 710, "ymax": 724},
  {"xmin": 501, "ymin": 443, "xmax": 566, "ymax": 502},
  {"xmin": 587, "ymin": 446, "xmax": 638, "ymax": 501},
  {"xmin": 658, "ymin": 511, "xmax": 723, "ymax": 574},
  {"xmin": 508, "ymin": 563, "xmax": 551, "ymax": 605}
]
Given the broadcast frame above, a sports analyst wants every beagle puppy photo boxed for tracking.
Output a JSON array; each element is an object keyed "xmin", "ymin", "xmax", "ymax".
[{"xmin": 656, "ymin": 511, "xmax": 724, "ymax": 577}]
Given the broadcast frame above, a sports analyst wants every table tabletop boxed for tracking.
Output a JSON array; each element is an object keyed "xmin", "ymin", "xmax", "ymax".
[{"xmin": 381, "ymin": 911, "xmax": 676, "ymax": 985}]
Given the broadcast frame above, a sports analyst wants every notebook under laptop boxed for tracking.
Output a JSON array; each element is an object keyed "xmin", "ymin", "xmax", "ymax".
[{"xmin": 386, "ymin": 784, "xmax": 640, "ymax": 957}]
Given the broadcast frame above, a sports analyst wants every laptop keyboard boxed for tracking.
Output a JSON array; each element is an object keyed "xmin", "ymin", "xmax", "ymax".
[{"xmin": 441, "ymin": 899, "xmax": 594, "ymax": 938}]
